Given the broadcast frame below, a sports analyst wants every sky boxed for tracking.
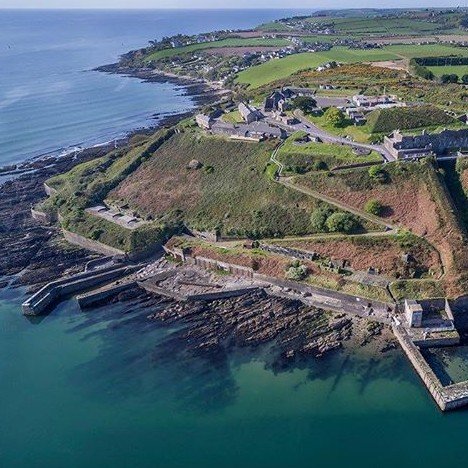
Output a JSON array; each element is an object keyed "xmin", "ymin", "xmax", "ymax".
[{"xmin": 0, "ymin": 0, "xmax": 464, "ymax": 9}]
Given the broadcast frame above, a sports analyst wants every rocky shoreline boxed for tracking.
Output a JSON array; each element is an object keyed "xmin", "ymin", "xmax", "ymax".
[{"xmin": 95, "ymin": 62, "xmax": 231, "ymax": 109}]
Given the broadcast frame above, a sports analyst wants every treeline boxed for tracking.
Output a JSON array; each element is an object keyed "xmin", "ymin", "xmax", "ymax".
[
  {"xmin": 410, "ymin": 57, "xmax": 468, "ymax": 84},
  {"xmin": 413, "ymin": 56, "xmax": 468, "ymax": 66}
]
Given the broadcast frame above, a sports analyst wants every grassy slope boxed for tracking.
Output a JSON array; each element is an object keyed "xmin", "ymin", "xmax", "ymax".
[
  {"xmin": 43, "ymin": 131, "xmax": 175, "ymax": 252},
  {"xmin": 427, "ymin": 65, "xmax": 468, "ymax": 77},
  {"xmin": 109, "ymin": 129, "xmax": 327, "ymax": 238},
  {"xmin": 144, "ymin": 38, "xmax": 291, "ymax": 61},
  {"xmin": 366, "ymin": 105, "xmax": 456, "ymax": 133},
  {"xmin": 292, "ymin": 159, "xmax": 468, "ymax": 295},
  {"xmin": 277, "ymin": 132, "xmax": 381, "ymax": 172}
]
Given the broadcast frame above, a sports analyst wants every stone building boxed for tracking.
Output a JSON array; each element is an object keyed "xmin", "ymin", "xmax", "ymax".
[
  {"xmin": 195, "ymin": 113, "xmax": 213, "ymax": 129},
  {"xmin": 238, "ymin": 102, "xmax": 262, "ymax": 124},
  {"xmin": 384, "ymin": 128, "xmax": 468, "ymax": 160},
  {"xmin": 405, "ymin": 299, "xmax": 423, "ymax": 327}
]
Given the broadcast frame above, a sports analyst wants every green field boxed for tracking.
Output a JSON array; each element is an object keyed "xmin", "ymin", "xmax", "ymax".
[
  {"xmin": 306, "ymin": 16, "xmax": 446, "ymax": 36},
  {"xmin": 144, "ymin": 37, "xmax": 291, "ymax": 61},
  {"xmin": 235, "ymin": 47, "xmax": 400, "ymax": 88},
  {"xmin": 427, "ymin": 65, "xmax": 468, "ymax": 77},
  {"xmin": 384, "ymin": 44, "xmax": 468, "ymax": 59},
  {"xmin": 235, "ymin": 44, "xmax": 468, "ymax": 88}
]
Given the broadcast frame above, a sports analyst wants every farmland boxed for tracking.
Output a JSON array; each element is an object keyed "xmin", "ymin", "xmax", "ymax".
[
  {"xmin": 144, "ymin": 37, "xmax": 291, "ymax": 62},
  {"xmin": 235, "ymin": 44, "xmax": 468, "ymax": 88},
  {"xmin": 427, "ymin": 65, "xmax": 468, "ymax": 77}
]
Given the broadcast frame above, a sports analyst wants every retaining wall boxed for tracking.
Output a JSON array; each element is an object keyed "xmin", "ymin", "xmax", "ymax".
[
  {"xmin": 31, "ymin": 207, "xmax": 55, "ymax": 224},
  {"xmin": 259, "ymin": 243, "xmax": 318, "ymax": 262},
  {"xmin": 62, "ymin": 229, "xmax": 126, "ymax": 258},
  {"xmin": 43, "ymin": 182, "xmax": 57, "ymax": 197}
]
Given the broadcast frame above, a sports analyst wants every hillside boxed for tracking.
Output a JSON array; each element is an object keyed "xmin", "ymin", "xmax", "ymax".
[
  {"xmin": 366, "ymin": 105, "xmax": 456, "ymax": 133},
  {"xmin": 291, "ymin": 159, "xmax": 468, "ymax": 295},
  {"xmin": 109, "ymin": 128, "xmax": 322, "ymax": 238}
]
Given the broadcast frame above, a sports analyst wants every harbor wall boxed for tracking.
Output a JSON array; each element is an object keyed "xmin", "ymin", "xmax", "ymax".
[
  {"xmin": 392, "ymin": 324, "xmax": 447, "ymax": 411},
  {"xmin": 22, "ymin": 265, "xmax": 138, "ymax": 315}
]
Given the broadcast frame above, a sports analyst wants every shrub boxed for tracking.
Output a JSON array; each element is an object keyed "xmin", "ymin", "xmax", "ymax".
[
  {"xmin": 286, "ymin": 264, "xmax": 308, "ymax": 281},
  {"xmin": 364, "ymin": 199, "xmax": 383, "ymax": 216},
  {"xmin": 440, "ymin": 74, "xmax": 459, "ymax": 84},
  {"xmin": 324, "ymin": 107, "xmax": 345, "ymax": 128},
  {"xmin": 368, "ymin": 165, "xmax": 388, "ymax": 183},
  {"xmin": 293, "ymin": 96, "xmax": 317, "ymax": 114},
  {"xmin": 325, "ymin": 212, "xmax": 359, "ymax": 233}
]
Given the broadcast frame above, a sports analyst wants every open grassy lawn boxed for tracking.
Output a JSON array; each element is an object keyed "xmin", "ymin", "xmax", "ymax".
[
  {"xmin": 144, "ymin": 37, "xmax": 291, "ymax": 61},
  {"xmin": 427, "ymin": 65, "xmax": 468, "ymax": 78},
  {"xmin": 221, "ymin": 110, "xmax": 243, "ymax": 124},
  {"xmin": 277, "ymin": 132, "xmax": 381, "ymax": 172},
  {"xmin": 236, "ymin": 47, "xmax": 401, "ymax": 88}
]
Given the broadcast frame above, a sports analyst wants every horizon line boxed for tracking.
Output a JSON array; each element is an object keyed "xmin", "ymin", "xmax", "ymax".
[{"xmin": 0, "ymin": 6, "xmax": 463, "ymax": 10}]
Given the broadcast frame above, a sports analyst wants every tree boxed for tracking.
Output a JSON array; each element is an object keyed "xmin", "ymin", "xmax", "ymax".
[
  {"xmin": 324, "ymin": 107, "xmax": 345, "ymax": 128},
  {"xmin": 310, "ymin": 207, "xmax": 332, "ymax": 232},
  {"xmin": 325, "ymin": 212, "xmax": 359, "ymax": 233},
  {"xmin": 440, "ymin": 74, "xmax": 459, "ymax": 84},
  {"xmin": 364, "ymin": 199, "xmax": 383, "ymax": 216},
  {"xmin": 462, "ymin": 74, "xmax": 468, "ymax": 84},
  {"xmin": 293, "ymin": 96, "xmax": 317, "ymax": 114}
]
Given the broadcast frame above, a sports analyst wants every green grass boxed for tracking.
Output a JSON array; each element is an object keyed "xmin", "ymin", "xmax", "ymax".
[
  {"xmin": 236, "ymin": 47, "xmax": 402, "ymax": 88},
  {"xmin": 308, "ymin": 17, "xmax": 443, "ymax": 36},
  {"xmin": 384, "ymin": 44, "xmax": 468, "ymax": 59},
  {"xmin": 236, "ymin": 44, "xmax": 468, "ymax": 88},
  {"xmin": 390, "ymin": 280, "xmax": 445, "ymax": 300},
  {"xmin": 427, "ymin": 65, "xmax": 468, "ymax": 78},
  {"xmin": 277, "ymin": 132, "xmax": 381, "ymax": 173},
  {"xmin": 221, "ymin": 110, "xmax": 243, "ymax": 124},
  {"xmin": 366, "ymin": 105, "xmax": 456, "ymax": 133},
  {"xmin": 43, "ymin": 130, "xmax": 176, "ymax": 253},
  {"xmin": 109, "ymin": 131, "xmax": 328, "ymax": 239},
  {"xmin": 144, "ymin": 38, "xmax": 291, "ymax": 61}
]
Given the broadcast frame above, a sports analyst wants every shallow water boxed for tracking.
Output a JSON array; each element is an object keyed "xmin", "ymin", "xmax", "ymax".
[{"xmin": 1, "ymin": 283, "xmax": 468, "ymax": 468}]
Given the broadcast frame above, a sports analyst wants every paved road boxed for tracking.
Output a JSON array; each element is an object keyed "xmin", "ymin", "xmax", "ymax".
[{"xmin": 279, "ymin": 110, "xmax": 396, "ymax": 162}]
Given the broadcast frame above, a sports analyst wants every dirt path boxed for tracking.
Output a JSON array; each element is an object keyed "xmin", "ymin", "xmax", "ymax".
[{"xmin": 279, "ymin": 177, "xmax": 397, "ymax": 231}]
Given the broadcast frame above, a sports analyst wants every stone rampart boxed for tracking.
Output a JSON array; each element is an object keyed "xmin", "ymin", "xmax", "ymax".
[
  {"xmin": 62, "ymin": 229, "xmax": 126, "ymax": 258},
  {"xmin": 259, "ymin": 243, "xmax": 318, "ymax": 262}
]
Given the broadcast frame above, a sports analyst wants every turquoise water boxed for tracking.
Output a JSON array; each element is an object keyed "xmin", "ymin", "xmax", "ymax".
[{"xmin": 1, "ymin": 283, "xmax": 468, "ymax": 467}]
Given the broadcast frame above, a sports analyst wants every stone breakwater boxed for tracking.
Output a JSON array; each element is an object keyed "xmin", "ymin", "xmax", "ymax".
[
  {"xmin": 22, "ymin": 264, "xmax": 141, "ymax": 316},
  {"xmin": 393, "ymin": 325, "xmax": 468, "ymax": 411}
]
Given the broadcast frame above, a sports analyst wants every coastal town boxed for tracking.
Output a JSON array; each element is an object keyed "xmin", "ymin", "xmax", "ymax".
[{"xmin": 2, "ymin": 7, "xmax": 468, "ymax": 413}]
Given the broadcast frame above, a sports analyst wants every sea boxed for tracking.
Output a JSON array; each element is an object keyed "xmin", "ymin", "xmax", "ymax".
[{"xmin": 1, "ymin": 9, "xmax": 468, "ymax": 468}]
